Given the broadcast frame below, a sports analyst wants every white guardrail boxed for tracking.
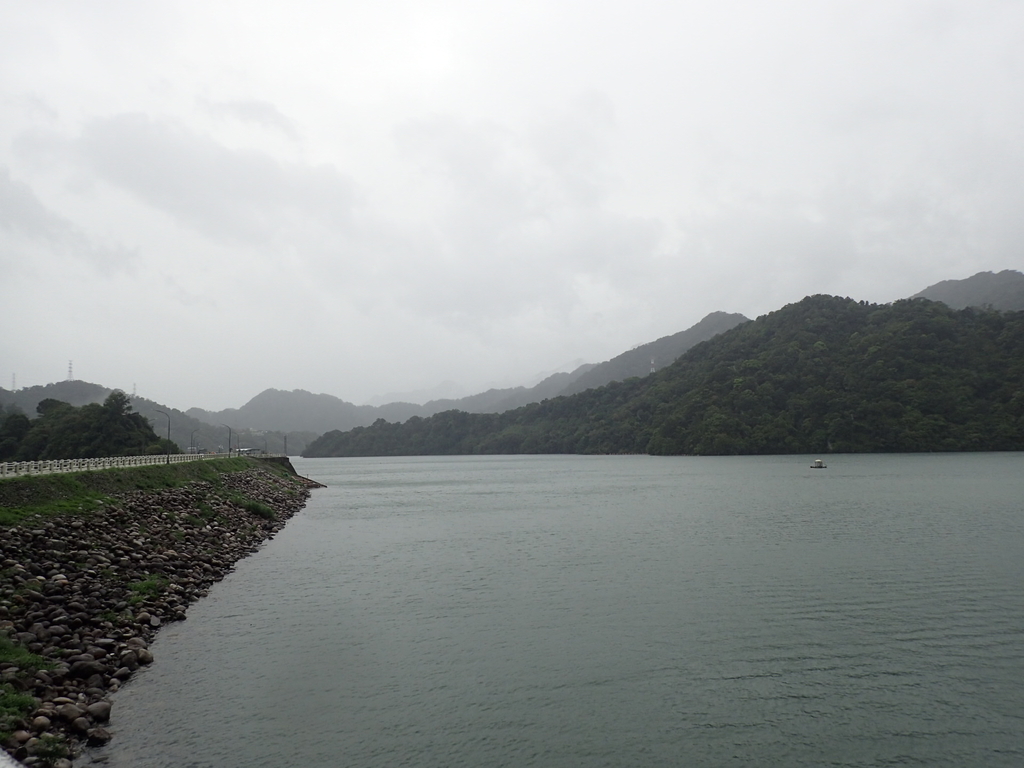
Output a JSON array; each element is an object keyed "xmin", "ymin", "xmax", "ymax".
[{"xmin": 0, "ymin": 452, "xmax": 285, "ymax": 479}]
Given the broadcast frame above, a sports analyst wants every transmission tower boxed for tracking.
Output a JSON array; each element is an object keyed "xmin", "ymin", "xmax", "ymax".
[
  {"xmin": 650, "ymin": 358, "xmax": 656, "ymax": 374},
  {"xmin": 67, "ymin": 360, "xmax": 73, "ymax": 381}
]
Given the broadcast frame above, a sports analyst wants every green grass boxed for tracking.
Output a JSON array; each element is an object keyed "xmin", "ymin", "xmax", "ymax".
[
  {"xmin": 128, "ymin": 575, "xmax": 169, "ymax": 598},
  {"xmin": 0, "ymin": 635, "xmax": 52, "ymax": 673},
  {"xmin": 0, "ymin": 683, "xmax": 37, "ymax": 740},
  {"xmin": 0, "ymin": 458, "xmax": 262, "ymax": 526},
  {"xmin": 235, "ymin": 496, "xmax": 276, "ymax": 521},
  {"xmin": 33, "ymin": 733, "xmax": 70, "ymax": 764},
  {"xmin": 0, "ymin": 483, "xmax": 108, "ymax": 525},
  {"xmin": 0, "ymin": 637, "xmax": 49, "ymax": 740}
]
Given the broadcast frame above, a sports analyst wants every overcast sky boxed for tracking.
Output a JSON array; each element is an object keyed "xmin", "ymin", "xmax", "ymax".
[{"xmin": 2, "ymin": 1, "xmax": 1022, "ymax": 411}]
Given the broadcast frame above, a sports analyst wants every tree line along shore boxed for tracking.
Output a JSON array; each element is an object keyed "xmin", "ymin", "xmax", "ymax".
[{"xmin": 0, "ymin": 458, "xmax": 322, "ymax": 767}]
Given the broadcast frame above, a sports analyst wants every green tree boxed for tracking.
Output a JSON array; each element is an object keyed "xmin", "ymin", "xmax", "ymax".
[{"xmin": 3, "ymin": 391, "xmax": 180, "ymax": 460}]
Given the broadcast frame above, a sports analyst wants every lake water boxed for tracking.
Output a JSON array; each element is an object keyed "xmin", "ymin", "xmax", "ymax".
[{"xmin": 90, "ymin": 454, "xmax": 1024, "ymax": 767}]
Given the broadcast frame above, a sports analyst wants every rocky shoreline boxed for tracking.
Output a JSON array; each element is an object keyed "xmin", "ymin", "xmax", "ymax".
[{"xmin": 0, "ymin": 463, "xmax": 322, "ymax": 767}]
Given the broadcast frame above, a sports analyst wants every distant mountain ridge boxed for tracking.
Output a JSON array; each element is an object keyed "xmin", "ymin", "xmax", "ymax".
[
  {"xmin": 0, "ymin": 380, "xmax": 112, "ymax": 413},
  {"xmin": 911, "ymin": 269, "xmax": 1024, "ymax": 310},
  {"xmin": 415, "ymin": 363, "xmax": 599, "ymax": 415},
  {"xmin": 187, "ymin": 389, "xmax": 424, "ymax": 435},
  {"xmin": 560, "ymin": 312, "xmax": 750, "ymax": 397},
  {"xmin": 186, "ymin": 310, "xmax": 748, "ymax": 433},
  {"xmin": 0, "ymin": 381, "xmax": 318, "ymax": 454}
]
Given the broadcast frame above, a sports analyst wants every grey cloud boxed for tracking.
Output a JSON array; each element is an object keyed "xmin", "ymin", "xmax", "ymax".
[
  {"xmin": 396, "ymin": 117, "xmax": 530, "ymax": 227},
  {"xmin": 74, "ymin": 114, "xmax": 354, "ymax": 244},
  {"xmin": 4, "ymin": 93, "xmax": 60, "ymax": 123},
  {"xmin": 671, "ymin": 158, "xmax": 1024, "ymax": 318},
  {"xmin": 0, "ymin": 167, "xmax": 135, "ymax": 274},
  {"xmin": 679, "ymin": 197, "xmax": 857, "ymax": 303},
  {"xmin": 197, "ymin": 97, "xmax": 300, "ymax": 140},
  {"xmin": 11, "ymin": 128, "xmax": 68, "ymax": 172},
  {"xmin": 0, "ymin": 167, "xmax": 68, "ymax": 242},
  {"xmin": 529, "ymin": 92, "xmax": 616, "ymax": 207},
  {"xmin": 159, "ymin": 273, "xmax": 217, "ymax": 309},
  {"xmin": 391, "ymin": 115, "xmax": 663, "ymax": 326}
]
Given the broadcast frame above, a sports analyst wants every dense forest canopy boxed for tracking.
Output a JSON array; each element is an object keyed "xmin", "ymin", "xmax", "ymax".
[
  {"xmin": 303, "ymin": 296, "xmax": 1024, "ymax": 457},
  {"xmin": 0, "ymin": 390, "xmax": 178, "ymax": 461}
]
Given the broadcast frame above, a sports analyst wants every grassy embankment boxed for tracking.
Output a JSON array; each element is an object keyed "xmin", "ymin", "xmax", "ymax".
[{"xmin": 0, "ymin": 457, "xmax": 282, "ymax": 526}]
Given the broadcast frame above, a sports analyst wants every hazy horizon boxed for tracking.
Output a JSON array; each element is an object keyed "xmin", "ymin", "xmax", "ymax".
[{"xmin": 3, "ymin": 2, "xmax": 1023, "ymax": 412}]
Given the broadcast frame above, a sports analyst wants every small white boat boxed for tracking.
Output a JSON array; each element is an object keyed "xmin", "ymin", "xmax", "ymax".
[{"xmin": 810, "ymin": 458, "xmax": 827, "ymax": 469}]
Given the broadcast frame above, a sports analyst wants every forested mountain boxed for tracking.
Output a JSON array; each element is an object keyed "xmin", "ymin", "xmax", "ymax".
[
  {"xmin": 911, "ymin": 269, "xmax": 1024, "ymax": 310},
  {"xmin": 303, "ymin": 296, "xmax": 1024, "ymax": 457},
  {"xmin": 559, "ymin": 311, "xmax": 749, "ymax": 397},
  {"xmin": 0, "ymin": 390, "xmax": 177, "ymax": 460}
]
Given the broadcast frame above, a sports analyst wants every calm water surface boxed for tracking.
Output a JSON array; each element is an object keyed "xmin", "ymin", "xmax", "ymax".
[{"xmin": 91, "ymin": 454, "xmax": 1024, "ymax": 767}]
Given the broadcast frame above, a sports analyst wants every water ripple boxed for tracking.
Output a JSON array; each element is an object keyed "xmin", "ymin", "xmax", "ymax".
[{"xmin": 91, "ymin": 454, "xmax": 1024, "ymax": 768}]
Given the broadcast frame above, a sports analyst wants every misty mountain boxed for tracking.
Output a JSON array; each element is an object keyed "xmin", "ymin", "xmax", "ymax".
[
  {"xmin": 184, "ymin": 381, "xmax": 574, "ymax": 435},
  {"xmin": 911, "ymin": 269, "xmax": 1024, "ymax": 310},
  {"xmin": 559, "ymin": 311, "xmax": 750, "ymax": 397},
  {"xmin": 187, "ymin": 389, "xmax": 424, "ymax": 435},
  {"xmin": 0, "ymin": 380, "xmax": 112, "ymax": 413},
  {"xmin": 129, "ymin": 395, "xmax": 319, "ymax": 455},
  {"xmin": 431, "ymin": 313, "xmax": 748, "ymax": 411},
  {"xmin": 0, "ymin": 381, "xmax": 318, "ymax": 455},
  {"xmin": 417, "ymin": 363, "xmax": 597, "ymax": 415},
  {"xmin": 190, "ymin": 310, "xmax": 744, "ymax": 434},
  {"xmin": 363, "ymin": 380, "xmax": 467, "ymax": 407},
  {"xmin": 488, "ymin": 365, "xmax": 600, "ymax": 410},
  {"xmin": 375, "ymin": 311, "xmax": 746, "ymax": 415}
]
